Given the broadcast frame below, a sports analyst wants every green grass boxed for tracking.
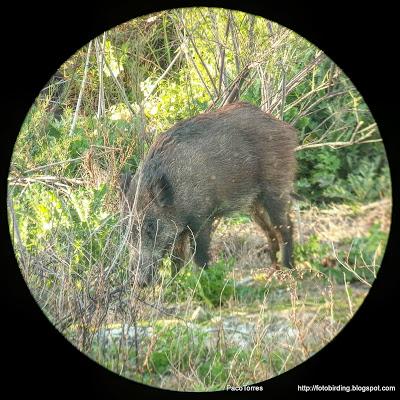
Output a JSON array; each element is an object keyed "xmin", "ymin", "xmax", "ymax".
[{"xmin": 163, "ymin": 258, "xmax": 236, "ymax": 307}]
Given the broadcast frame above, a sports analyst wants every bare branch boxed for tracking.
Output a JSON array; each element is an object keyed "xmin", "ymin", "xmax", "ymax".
[
  {"xmin": 266, "ymin": 52, "xmax": 326, "ymax": 113},
  {"xmin": 177, "ymin": 12, "xmax": 218, "ymax": 97},
  {"xmin": 16, "ymin": 156, "xmax": 85, "ymax": 174},
  {"xmin": 8, "ymin": 175, "xmax": 86, "ymax": 187},
  {"xmin": 291, "ymin": 90, "xmax": 350, "ymax": 126}
]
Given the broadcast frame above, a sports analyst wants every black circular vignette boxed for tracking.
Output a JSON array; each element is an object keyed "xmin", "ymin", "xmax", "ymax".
[{"xmin": 1, "ymin": 1, "xmax": 398, "ymax": 398}]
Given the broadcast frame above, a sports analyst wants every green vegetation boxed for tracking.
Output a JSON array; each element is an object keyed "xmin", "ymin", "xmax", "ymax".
[
  {"xmin": 8, "ymin": 7, "xmax": 391, "ymax": 392},
  {"xmin": 164, "ymin": 258, "xmax": 235, "ymax": 307}
]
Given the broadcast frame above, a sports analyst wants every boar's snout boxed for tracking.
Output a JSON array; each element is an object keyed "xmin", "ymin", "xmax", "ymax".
[
  {"xmin": 131, "ymin": 261, "xmax": 155, "ymax": 287},
  {"xmin": 130, "ymin": 252, "xmax": 159, "ymax": 287}
]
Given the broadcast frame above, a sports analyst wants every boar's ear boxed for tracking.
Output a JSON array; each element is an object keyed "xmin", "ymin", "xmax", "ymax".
[
  {"xmin": 151, "ymin": 174, "xmax": 174, "ymax": 207},
  {"xmin": 119, "ymin": 172, "xmax": 132, "ymax": 195}
]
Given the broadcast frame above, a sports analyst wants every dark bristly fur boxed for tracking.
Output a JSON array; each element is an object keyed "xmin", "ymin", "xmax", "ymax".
[{"xmin": 121, "ymin": 102, "xmax": 298, "ymax": 286}]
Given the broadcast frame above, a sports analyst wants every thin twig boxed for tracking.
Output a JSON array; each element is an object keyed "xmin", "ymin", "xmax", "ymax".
[
  {"xmin": 143, "ymin": 46, "xmax": 182, "ymax": 102},
  {"xmin": 17, "ymin": 156, "xmax": 85, "ymax": 174},
  {"xmin": 69, "ymin": 41, "xmax": 93, "ymax": 136},
  {"xmin": 296, "ymin": 138, "xmax": 382, "ymax": 151},
  {"xmin": 95, "ymin": 34, "xmax": 106, "ymax": 119}
]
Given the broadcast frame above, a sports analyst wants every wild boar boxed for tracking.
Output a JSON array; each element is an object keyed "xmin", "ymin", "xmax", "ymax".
[{"xmin": 121, "ymin": 101, "xmax": 298, "ymax": 286}]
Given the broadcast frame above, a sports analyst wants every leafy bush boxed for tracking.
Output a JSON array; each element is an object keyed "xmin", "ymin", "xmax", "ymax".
[
  {"xmin": 323, "ymin": 156, "xmax": 391, "ymax": 203},
  {"xmin": 11, "ymin": 183, "xmax": 117, "ymax": 277},
  {"xmin": 296, "ymin": 146, "xmax": 390, "ymax": 205},
  {"xmin": 296, "ymin": 148, "xmax": 342, "ymax": 202}
]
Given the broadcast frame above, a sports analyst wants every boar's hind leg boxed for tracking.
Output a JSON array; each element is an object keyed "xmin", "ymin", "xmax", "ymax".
[
  {"xmin": 252, "ymin": 203, "xmax": 280, "ymax": 266},
  {"xmin": 170, "ymin": 230, "xmax": 191, "ymax": 276},
  {"xmin": 259, "ymin": 194, "xmax": 295, "ymax": 269}
]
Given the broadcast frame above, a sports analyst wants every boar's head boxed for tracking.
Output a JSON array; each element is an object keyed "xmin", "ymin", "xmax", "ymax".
[{"xmin": 120, "ymin": 167, "xmax": 184, "ymax": 286}]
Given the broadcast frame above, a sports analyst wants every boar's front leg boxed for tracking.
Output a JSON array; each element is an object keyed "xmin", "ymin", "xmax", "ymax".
[
  {"xmin": 170, "ymin": 229, "xmax": 191, "ymax": 276},
  {"xmin": 192, "ymin": 221, "xmax": 213, "ymax": 269}
]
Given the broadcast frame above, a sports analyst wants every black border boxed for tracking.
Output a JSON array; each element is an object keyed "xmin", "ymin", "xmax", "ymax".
[{"xmin": 1, "ymin": 1, "xmax": 399, "ymax": 398}]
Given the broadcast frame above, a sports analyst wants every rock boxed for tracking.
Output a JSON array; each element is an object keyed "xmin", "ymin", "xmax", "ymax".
[
  {"xmin": 93, "ymin": 324, "xmax": 153, "ymax": 347},
  {"xmin": 236, "ymin": 277, "xmax": 255, "ymax": 287},
  {"xmin": 190, "ymin": 306, "xmax": 210, "ymax": 322}
]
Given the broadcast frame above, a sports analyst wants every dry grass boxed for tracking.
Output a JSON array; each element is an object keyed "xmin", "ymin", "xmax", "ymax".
[{"xmin": 297, "ymin": 199, "xmax": 391, "ymax": 242}]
